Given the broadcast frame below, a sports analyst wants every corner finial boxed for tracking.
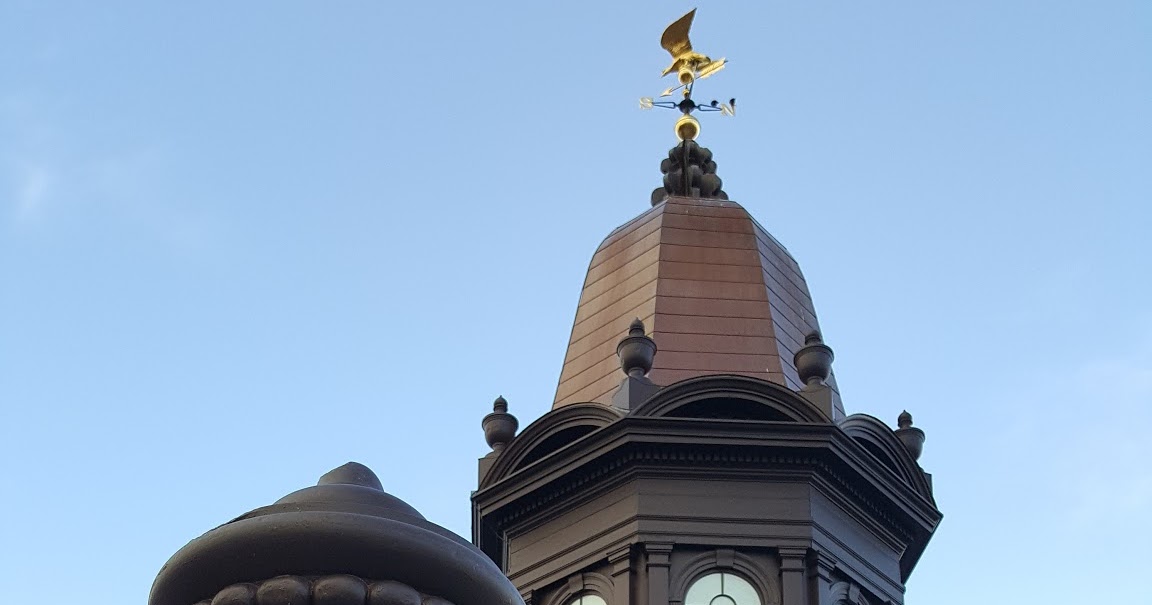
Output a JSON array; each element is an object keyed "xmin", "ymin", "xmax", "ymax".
[
  {"xmin": 482, "ymin": 395, "xmax": 518, "ymax": 452},
  {"xmin": 894, "ymin": 410, "xmax": 925, "ymax": 461},
  {"xmin": 617, "ymin": 318, "xmax": 657, "ymax": 378},
  {"xmin": 793, "ymin": 330, "xmax": 834, "ymax": 389}
]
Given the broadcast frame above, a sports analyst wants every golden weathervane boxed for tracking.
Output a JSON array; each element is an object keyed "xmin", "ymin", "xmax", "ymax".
[{"xmin": 640, "ymin": 9, "xmax": 736, "ymax": 142}]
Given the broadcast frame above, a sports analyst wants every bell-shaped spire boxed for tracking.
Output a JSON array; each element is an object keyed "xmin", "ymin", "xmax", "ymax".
[{"xmin": 553, "ymin": 195, "xmax": 843, "ymax": 419}]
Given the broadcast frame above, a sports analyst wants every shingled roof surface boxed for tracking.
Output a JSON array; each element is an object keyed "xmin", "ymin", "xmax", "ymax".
[{"xmin": 553, "ymin": 196, "xmax": 843, "ymax": 417}]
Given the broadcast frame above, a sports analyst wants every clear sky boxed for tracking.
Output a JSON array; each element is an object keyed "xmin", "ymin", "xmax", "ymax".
[{"xmin": 1, "ymin": 1, "xmax": 1149, "ymax": 603}]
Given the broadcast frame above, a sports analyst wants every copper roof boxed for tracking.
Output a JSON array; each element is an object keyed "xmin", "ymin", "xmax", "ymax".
[{"xmin": 553, "ymin": 196, "xmax": 843, "ymax": 416}]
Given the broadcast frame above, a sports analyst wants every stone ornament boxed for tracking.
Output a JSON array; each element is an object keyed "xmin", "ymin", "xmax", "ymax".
[
  {"xmin": 617, "ymin": 318, "xmax": 657, "ymax": 378},
  {"xmin": 483, "ymin": 396, "xmax": 519, "ymax": 451},
  {"xmin": 894, "ymin": 410, "xmax": 926, "ymax": 461},
  {"xmin": 793, "ymin": 331, "xmax": 834, "ymax": 388},
  {"xmin": 194, "ymin": 576, "xmax": 451, "ymax": 605}
]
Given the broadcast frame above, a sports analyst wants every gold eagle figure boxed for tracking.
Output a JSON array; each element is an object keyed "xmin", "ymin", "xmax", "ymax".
[{"xmin": 660, "ymin": 9, "xmax": 725, "ymax": 83}]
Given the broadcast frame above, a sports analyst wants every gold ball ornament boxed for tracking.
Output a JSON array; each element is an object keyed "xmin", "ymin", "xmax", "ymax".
[{"xmin": 675, "ymin": 114, "xmax": 700, "ymax": 141}]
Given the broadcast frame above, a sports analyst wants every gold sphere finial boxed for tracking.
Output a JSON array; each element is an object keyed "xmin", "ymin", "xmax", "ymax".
[{"xmin": 675, "ymin": 114, "xmax": 700, "ymax": 141}]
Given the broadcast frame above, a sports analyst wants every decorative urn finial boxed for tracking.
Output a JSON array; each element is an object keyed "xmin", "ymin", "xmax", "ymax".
[
  {"xmin": 617, "ymin": 318, "xmax": 657, "ymax": 378},
  {"xmin": 482, "ymin": 396, "xmax": 518, "ymax": 452},
  {"xmin": 895, "ymin": 410, "xmax": 926, "ymax": 461},
  {"xmin": 793, "ymin": 331, "xmax": 834, "ymax": 389}
]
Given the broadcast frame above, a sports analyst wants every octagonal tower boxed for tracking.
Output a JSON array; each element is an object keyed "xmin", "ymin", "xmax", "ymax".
[{"xmin": 473, "ymin": 139, "xmax": 940, "ymax": 605}]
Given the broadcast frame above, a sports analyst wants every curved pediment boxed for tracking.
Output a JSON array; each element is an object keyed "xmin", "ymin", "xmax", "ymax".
[
  {"xmin": 631, "ymin": 374, "xmax": 829, "ymax": 423},
  {"xmin": 481, "ymin": 403, "xmax": 623, "ymax": 488},
  {"xmin": 839, "ymin": 414, "xmax": 933, "ymax": 500}
]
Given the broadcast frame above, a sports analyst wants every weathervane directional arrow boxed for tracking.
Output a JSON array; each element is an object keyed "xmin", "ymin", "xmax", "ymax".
[{"xmin": 639, "ymin": 9, "xmax": 736, "ymax": 141}]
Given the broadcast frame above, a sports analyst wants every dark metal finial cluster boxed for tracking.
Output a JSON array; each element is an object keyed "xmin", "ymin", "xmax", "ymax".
[
  {"xmin": 651, "ymin": 139, "xmax": 727, "ymax": 205},
  {"xmin": 482, "ymin": 396, "xmax": 518, "ymax": 451}
]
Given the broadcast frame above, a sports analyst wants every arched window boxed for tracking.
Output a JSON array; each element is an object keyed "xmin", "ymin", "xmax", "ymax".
[
  {"xmin": 685, "ymin": 572, "xmax": 760, "ymax": 605},
  {"xmin": 566, "ymin": 595, "xmax": 607, "ymax": 605}
]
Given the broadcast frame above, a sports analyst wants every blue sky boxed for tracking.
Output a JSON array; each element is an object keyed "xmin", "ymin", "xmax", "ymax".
[{"xmin": 1, "ymin": 1, "xmax": 1149, "ymax": 603}]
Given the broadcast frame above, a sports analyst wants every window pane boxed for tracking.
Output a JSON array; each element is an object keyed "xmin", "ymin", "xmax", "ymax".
[
  {"xmin": 579, "ymin": 595, "xmax": 608, "ymax": 605},
  {"xmin": 722, "ymin": 574, "xmax": 759, "ymax": 605},
  {"xmin": 686, "ymin": 573, "xmax": 722, "ymax": 605}
]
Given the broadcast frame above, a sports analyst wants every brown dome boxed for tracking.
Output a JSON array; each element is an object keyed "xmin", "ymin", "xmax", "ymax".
[{"xmin": 553, "ymin": 196, "xmax": 843, "ymax": 417}]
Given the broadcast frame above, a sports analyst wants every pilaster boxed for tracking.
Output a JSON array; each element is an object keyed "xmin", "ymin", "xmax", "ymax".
[
  {"xmin": 644, "ymin": 543, "xmax": 674, "ymax": 605},
  {"xmin": 778, "ymin": 547, "xmax": 809, "ymax": 605},
  {"xmin": 810, "ymin": 551, "xmax": 837, "ymax": 605},
  {"xmin": 608, "ymin": 545, "xmax": 633, "ymax": 605}
]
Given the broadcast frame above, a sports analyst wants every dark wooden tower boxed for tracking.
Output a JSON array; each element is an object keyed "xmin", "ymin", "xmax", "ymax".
[{"xmin": 472, "ymin": 140, "xmax": 941, "ymax": 605}]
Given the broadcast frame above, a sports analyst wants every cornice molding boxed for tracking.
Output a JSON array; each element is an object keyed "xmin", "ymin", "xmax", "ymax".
[
  {"xmin": 484, "ymin": 439, "xmax": 926, "ymax": 545},
  {"xmin": 476, "ymin": 418, "xmax": 937, "ymax": 531},
  {"xmin": 473, "ymin": 412, "xmax": 942, "ymax": 586}
]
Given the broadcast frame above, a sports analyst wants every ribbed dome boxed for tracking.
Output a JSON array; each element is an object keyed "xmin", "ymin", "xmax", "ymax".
[
  {"xmin": 553, "ymin": 196, "xmax": 843, "ymax": 418},
  {"xmin": 149, "ymin": 463, "xmax": 522, "ymax": 605}
]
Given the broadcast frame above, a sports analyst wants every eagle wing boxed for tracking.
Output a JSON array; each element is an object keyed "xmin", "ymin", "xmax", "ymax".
[{"xmin": 660, "ymin": 9, "xmax": 696, "ymax": 59}]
